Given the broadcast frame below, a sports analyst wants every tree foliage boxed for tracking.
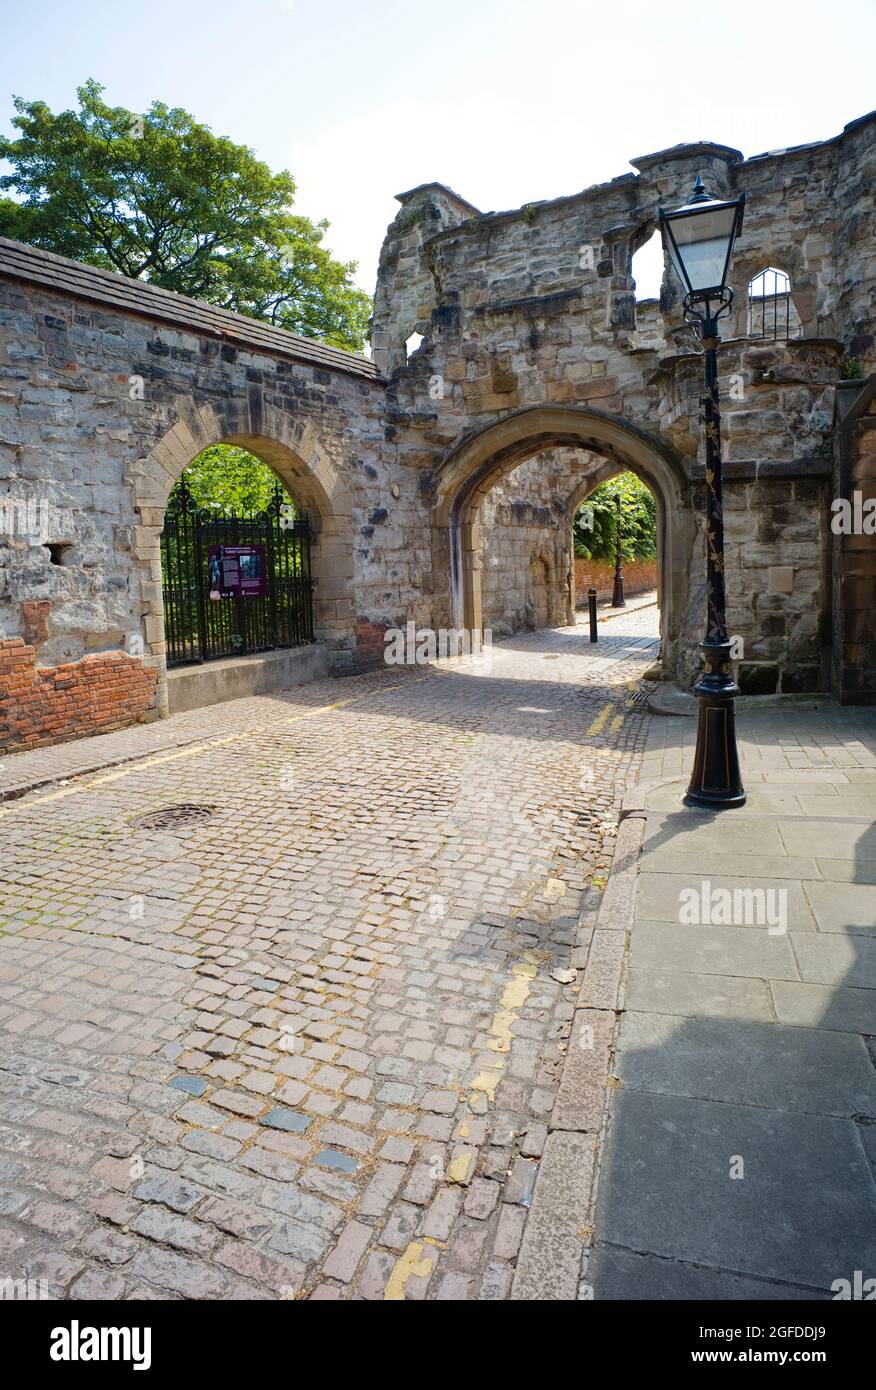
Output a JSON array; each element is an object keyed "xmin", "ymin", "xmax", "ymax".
[
  {"xmin": 574, "ymin": 472, "xmax": 657, "ymax": 562},
  {"xmin": 0, "ymin": 81, "xmax": 371, "ymax": 350},
  {"xmin": 177, "ymin": 447, "xmax": 292, "ymax": 515}
]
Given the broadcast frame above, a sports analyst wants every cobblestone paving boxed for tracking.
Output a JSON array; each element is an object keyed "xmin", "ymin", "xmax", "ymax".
[{"xmin": 0, "ymin": 609, "xmax": 658, "ymax": 1300}]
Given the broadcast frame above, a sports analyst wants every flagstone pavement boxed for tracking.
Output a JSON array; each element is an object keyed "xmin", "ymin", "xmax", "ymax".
[{"xmin": 588, "ymin": 701, "xmax": 876, "ymax": 1300}]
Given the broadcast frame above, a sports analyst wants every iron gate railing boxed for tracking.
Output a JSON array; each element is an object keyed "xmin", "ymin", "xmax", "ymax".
[{"xmin": 161, "ymin": 477, "xmax": 314, "ymax": 667}]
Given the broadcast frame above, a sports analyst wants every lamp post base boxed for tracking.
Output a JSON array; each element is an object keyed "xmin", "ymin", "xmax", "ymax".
[{"xmin": 684, "ymin": 644, "xmax": 746, "ymax": 809}]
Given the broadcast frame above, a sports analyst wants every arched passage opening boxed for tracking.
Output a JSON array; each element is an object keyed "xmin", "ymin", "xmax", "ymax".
[
  {"xmin": 161, "ymin": 446, "xmax": 314, "ymax": 669},
  {"xmin": 431, "ymin": 406, "xmax": 694, "ymax": 679},
  {"xmin": 127, "ymin": 408, "xmax": 355, "ymax": 714},
  {"xmin": 571, "ymin": 469, "xmax": 659, "ymax": 616}
]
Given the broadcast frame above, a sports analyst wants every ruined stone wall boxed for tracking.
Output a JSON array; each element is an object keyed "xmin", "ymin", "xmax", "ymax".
[
  {"xmin": 0, "ymin": 246, "xmax": 389, "ymax": 745},
  {"xmin": 1, "ymin": 110, "xmax": 873, "ymax": 748},
  {"xmin": 372, "ymin": 114, "xmax": 873, "ymax": 691}
]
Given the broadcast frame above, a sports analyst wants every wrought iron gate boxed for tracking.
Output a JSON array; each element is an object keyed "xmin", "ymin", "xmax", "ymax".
[{"xmin": 161, "ymin": 477, "xmax": 314, "ymax": 667}]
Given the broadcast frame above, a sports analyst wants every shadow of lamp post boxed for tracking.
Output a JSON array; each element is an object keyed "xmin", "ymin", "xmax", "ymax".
[{"xmin": 659, "ymin": 175, "xmax": 746, "ymax": 808}]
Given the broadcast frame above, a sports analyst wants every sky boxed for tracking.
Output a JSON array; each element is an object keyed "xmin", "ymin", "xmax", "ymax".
[{"xmin": 1, "ymin": 0, "xmax": 874, "ymax": 302}]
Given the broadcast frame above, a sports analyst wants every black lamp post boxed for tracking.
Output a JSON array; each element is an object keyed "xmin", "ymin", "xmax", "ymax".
[
  {"xmin": 612, "ymin": 492, "xmax": 626, "ymax": 608},
  {"xmin": 659, "ymin": 175, "xmax": 746, "ymax": 809}
]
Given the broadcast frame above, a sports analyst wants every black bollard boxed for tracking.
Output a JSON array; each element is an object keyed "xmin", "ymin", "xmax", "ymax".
[{"xmin": 588, "ymin": 587, "xmax": 598, "ymax": 643}]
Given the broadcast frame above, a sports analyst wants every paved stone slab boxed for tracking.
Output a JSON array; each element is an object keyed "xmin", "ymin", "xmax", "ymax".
[
  {"xmin": 815, "ymin": 858, "xmax": 876, "ymax": 884},
  {"xmin": 615, "ymin": 1012, "xmax": 876, "ymax": 1117},
  {"xmin": 777, "ymin": 820, "xmax": 867, "ymax": 860},
  {"xmin": 595, "ymin": 1090, "xmax": 876, "ymax": 1290},
  {"xmin": 637, "ymin": 850, "xmax": 821, "ymax": 881},
  {"xmin": 804, "ymin": 880, "xmax": 876, "ymax": 933},
  {"xmin": 791, "ymin": 932, "xmax": 876, "ymax": 988},
  {"xmin": 770, "ymin": 980, "xmax": 876, "ymax": 1034},
  {"xmin": 798, "ymin": 794, "xmax": 876, "ymax": 818},
  {"xmin": 645, "ymin": 785, "xmax": 803, "ymax": 816},
  {"xmin": 637, "ymin": 872, "xmax": 814, "ymax": 930},
  {"xmin": 643, "ymin": 812, "xmax": 786, "ymax": 857},
  {"xmin": 625, "ymin": 966, "xmax": 774, "ymax": 1022},
  {"xmin": 588, "ymin": 1247, "xmax": 826, "ymax": 1301},
  {"xmin": 630, "ymin": 921, "xmax": 798, "ymax": 980}
]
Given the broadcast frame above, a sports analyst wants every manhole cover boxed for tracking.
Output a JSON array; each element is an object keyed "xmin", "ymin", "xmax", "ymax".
[{"xmin": 131, "ymin": 804, "xmax": 214, "ymax": 832}]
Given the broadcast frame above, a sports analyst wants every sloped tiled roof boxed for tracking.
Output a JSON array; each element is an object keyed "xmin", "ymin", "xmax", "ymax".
[{"xmin": 0, "ymin": 238, "xmax": 379, "ymax": 382}]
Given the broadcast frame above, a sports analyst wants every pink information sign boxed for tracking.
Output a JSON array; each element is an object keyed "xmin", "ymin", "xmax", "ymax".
[{"xmin": 207, "ymin": 543, "xmax": 267, "ymax": 599}]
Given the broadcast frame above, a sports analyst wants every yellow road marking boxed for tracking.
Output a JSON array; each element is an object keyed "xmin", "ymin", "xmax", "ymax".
[
  {"xmin": 384, "ymin": 1240, "xmax": 439, "ymax": 1300},
  {"xmin": 586, "ymin": 703, "xmax": 613, "ymax": 736},
  {"xmin": 447, "ymin": 1153, "xmax": 475, "ymax": 1184}
]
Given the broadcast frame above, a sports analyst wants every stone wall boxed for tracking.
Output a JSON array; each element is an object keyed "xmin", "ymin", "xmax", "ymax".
[
  {"xmin": 0, "ymin": 241, "xmax": 388, "ymax": 735},
  {"xmin": 477, "ymin": 447, "xmax": 661, "ymax": 633},
  {"xmin": 1, "ymin": 109, "xmax": 874, "ymax": 747},
  {"xmin": 478, "ymin": 451, "xmax": 580, "ymax": 634},
  {"xmin": 371, "ymin": 117, "xmax": 871, "ymax": 688},
  {"xmin": 833, "ymin": 380, "xmax": 876, "ymax": 702}
]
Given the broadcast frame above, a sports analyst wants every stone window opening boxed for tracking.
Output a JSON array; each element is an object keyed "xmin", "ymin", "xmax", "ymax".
[
  {"xmin": 45, "ymin": 541, "xmax": 72, "ymax": 566},
  {"xmin": 405, "ymin": 331, "xmax": 425, "ymax": 360},
  {"xmin": 747, "ymin": 267, "xmax": 803, "ymax": 340},
  {"xmin": 630, "ymin": 228, "xmax": 665, "ymax": 348},
  {"xmin": 631, "ymin": 228, "xmax": 663, "ymax": 304}
]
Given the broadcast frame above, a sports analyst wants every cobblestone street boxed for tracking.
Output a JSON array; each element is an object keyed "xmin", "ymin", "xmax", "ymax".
[{"xmin": 0, "ymin": 607, "xmax": 658, "ymax": 1300}]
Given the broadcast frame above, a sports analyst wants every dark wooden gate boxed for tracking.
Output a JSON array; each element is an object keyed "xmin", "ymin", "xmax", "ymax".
[{"xmin": 161, "ymin": 477, "xmax": 314, "ymax": 667}]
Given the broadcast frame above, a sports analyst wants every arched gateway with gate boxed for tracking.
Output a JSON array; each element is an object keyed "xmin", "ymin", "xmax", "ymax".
[{"xmin": 0, "ymin": 110, "xmax": 874, "ymax": 749}]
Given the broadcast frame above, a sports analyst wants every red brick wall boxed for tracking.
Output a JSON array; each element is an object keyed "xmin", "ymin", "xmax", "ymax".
[
  {"xmin": 0, "ymin": 639, "xmax": 158, "ymax": 753},
  {"xmin": 574, "ymin": 557, "xmax": 658, "ymax": 604}
]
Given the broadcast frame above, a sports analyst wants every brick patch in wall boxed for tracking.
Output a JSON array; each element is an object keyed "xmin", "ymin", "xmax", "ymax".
[
  {"xmin": 0, "ymin": 638, "xmax": 158, "ymax": 753},
  {"xmin": 351, "ymin": 616, "xmax": 389, "ymax": 671}
]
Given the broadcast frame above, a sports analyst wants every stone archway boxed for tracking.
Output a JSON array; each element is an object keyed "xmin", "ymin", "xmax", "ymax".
[
  {"xmin": 127, "ymin": 401, "xmax": 355, "ymax": 714},
  {"xmin": 432, "ymin": 405, "xmax": 694, "ymax": 679},
  {"xmin": 564, "ymin": 458, "xmax": 662, "ymax": 640}
]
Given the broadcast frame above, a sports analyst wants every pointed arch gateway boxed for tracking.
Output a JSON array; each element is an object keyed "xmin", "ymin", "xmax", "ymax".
[
  {"xmin": 432, "ymin": 405, "xmax": 695, "ymax": 678},
  {"xmin": 127, "ymin": 398, "xmax": 355, "ymax": 715}
]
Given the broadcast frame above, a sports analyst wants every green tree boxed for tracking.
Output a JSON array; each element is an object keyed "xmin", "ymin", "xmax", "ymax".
[
  {"xmin": 574, "ymin": 472, "xmax": 657, "ymax": 562},
  {"xmin": 178, "ymin": 447, "xmax": 291, "ymax": 515},
  {"xmin": 0, "ymin": 80, "xmax": 371, "ymax": 350}
]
